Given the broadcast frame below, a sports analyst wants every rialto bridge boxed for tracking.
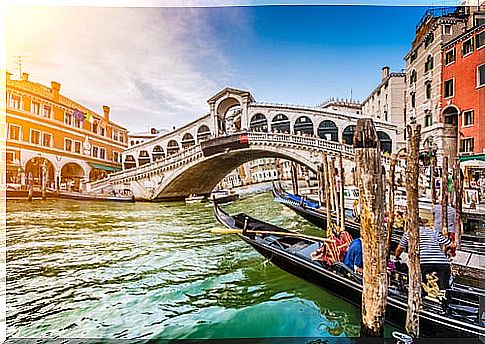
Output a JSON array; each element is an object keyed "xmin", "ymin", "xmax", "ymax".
[{"xmin": 89, "ymin": 88, "xmax": 397, "ymax": 200}]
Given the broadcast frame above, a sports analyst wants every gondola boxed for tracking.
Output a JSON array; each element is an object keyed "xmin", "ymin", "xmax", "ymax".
[
  {"xmin": 213, "ymin": 204, "xmax": 485, "ymax": 338},
  {"xmin": 273, "ymin": 181, "xmax": 485, "ymax": 255}
]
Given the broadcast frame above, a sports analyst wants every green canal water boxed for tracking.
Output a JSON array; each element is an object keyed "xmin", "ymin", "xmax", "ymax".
[{"xmin": 7, "ymin": 192, "xmax": 393, "ymax": 339}]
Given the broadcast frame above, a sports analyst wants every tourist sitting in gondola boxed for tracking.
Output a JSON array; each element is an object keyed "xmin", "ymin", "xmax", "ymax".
[
  {"xmin": 343, "ymin": 238, "xmax": 363, "ymax": 273},
  {"xmin": 310, "ymin": 226, "xmax": 353, "ymax": 265},
  {"xmin": 394, "ymin": 218, "xmax": 456, "ymax": 292}
]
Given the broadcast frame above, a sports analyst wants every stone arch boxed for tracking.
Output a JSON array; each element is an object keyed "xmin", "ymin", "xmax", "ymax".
[
  {"xmin": 317, "ymin": 120, "xmax": 338, "ymax": 141},
  {"xmin": 442, "ymin": 105, "xmax": 460, "ymax": 125},
  {"xmin": 249, "ymin": 113, "xmax": 268, "ymax": 132},
  {"xmin": 377, "ymin": 131, "xmax": 392, "ymax": 154},
  {"xmin": 342, "ymin": 125, "xmax": 356, "ymax": 145},
  {"xmin": 182, "ymin": 133, "xmax": 196, "ymax": 149},
  {"xmin": 271, "ymin": 114, "xmax": 290, "ymax": 133},
  {"xmin": 138, "ymin": 150, "xmax": 151, "ymax": 166},
  {"xmin": 152, "ymin": 145, "xmax": 165, "ymax": 161},
  {"xmin": 60, "ymin": 162, "xmax": 86, "ymax": 191},
  {"xmin": 216, "ymin": 97, "xmax": 242, "ymax": 134},
  {"xmin": 24, "ymin": 156, "xmax": 55, "ymax": 187},
  {"xmin": 294, "ymin": 116, "xmax": 314, "ymax": 135},
  {"xmin": 197, "ymin": 125, "xmax": 211, "ymax": 142},
  {"xmin": 124, "ymin": 155, "xmax": 136, "ymax": 169},
  {"xmin": 167, "ymin": 140, "xmax": 180, "ymax": 156}
]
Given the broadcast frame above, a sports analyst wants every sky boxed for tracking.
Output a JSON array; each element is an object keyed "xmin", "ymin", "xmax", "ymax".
[{"xmin": 5, "ymin": 1, "xmax": 465, "ymax": 133}]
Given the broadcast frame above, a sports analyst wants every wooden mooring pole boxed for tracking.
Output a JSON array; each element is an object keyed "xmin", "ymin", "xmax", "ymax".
[
  {"xmin": 442, "ymin": 156, "xmax": 449, "ymax": 236},
  {"xmin": 353, "ymin": 118, "xmax": 388, "ymax": 337},
  {"xmin": 317, "ymin": 163, "xmax": 324, "ymax": 207},
  {"xmin": 328, "ymin": 157, "xmax": 339, "ymax": 228},
  {"xmin": 291, "ymin": 162, "xmax": 299, "ymax": 196},
  {"xmin": 430, "ymin": 156, "xmax": 436, "ymax": 205},
  {"xmin": 322, "ymin": 153, "xmax": 332, "ymax": 236},
  {"xmin": 338, "ymin": 154, "xmax": 345, "ymax": 231},
  {"xmin": 405, "ymin": 124, "xmax": 422, "ymax": 338},
  {"xmin": 454, "ymin": 160, "xmax": 463, "ymax": 250},
  {"xmin": 386, "ymin": 153, "xmax": 397, "ymax": 258}
]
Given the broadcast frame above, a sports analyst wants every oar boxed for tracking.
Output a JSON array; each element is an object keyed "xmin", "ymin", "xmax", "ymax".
[{"xmin": 210, "ymin": 227, "xmax": 335, "ymax": 242}]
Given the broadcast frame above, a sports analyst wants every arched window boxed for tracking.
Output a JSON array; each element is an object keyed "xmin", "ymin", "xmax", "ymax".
[
  {"xmin": 410, "ymin": 70, "xmax": 417, "ymax": 84},
  {"xmin": 294, "ymin": 116, "xmax": 314, "ymax": 135},
  {"xmin": 182, "ymin": 133, "xmax": 195, "ymax": 149},
  {"xmin": 249, "ymin": 113, "xmax": 268, "ymax": 132},
  {"xmin": 317, "ymin": 120, "xmax": 338, "ymax": 141},
  {"xmin": 426, "ymin": 83, "xmax": 432, "ymax": 99},
  {"xmin": 377, "ymin": 131, "xmax": 392, "ymax": 154},
  {"xmin": 167, "ymin": 140, "xmax": 180, "ymax": 156},
  {"xmin": 152, "ymin": 145, "xmax": 165, "ymax": 161},
  {"xmin": 124, "ymin": 155, "xmax": 136, "ymax": 169},
  {"xmin": 138, "ymin": 150, "xmax": 150, "ymax": 166},
  {"xmin": 425, "ymin": 55, "xmax": 434, "ymax": 73},
  {"xmin": 271, "ymin": 114, "xmax": 290, "ymax": 133},
  {"xmin": 342, "ymin": 125, "xmax": 356, "ymax": 145},
  {"xmin": 197, "ymin": 125, "xmax": 211, "ymax": 142},
  {"xmin": 442, "ymin": 106, "xmax": 459, "ymax": 125}
]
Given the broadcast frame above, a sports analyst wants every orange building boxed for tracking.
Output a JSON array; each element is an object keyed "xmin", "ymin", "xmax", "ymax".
[{"xmin": 4, "ymin": 72, "xmax": 128, "ymax": 192}]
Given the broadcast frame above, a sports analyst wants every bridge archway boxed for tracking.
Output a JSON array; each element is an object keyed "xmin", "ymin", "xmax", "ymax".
[
  {"xmin": 317, "ymin": 120, "xmax": 338, "ymax": 141},
  {"xmin": 138, "ymin": 150, "xmax": 151, "ymax": 166},
  {"xmin": 197, "ymin": 125, "xmax": 211, "ymax": 142},
  {"xmin": 342, "ymin": 125, "xmax": 356, "ymax": 145},
  {"xmin": 167, "ymin": 140, "xmax": 180, "ymax": 156},
  {"xmin": 249, "ymin": 113, "xmax": 268, "ymax": 132},
  {"xmin": 294, "ymin": 116, "xmax": 314, "ymax": 136},
  {"xmin": 377, "ymin": 131, "xmax": 392, "ymax": 154},
  {"xmin": 271, "ymin": 114, "xmax": 290, "ymax": 133},
  {"xmin": 182, "ymin": 133, "xmax": 196, "ymax": 149},
  {"xmin": 124, "ymin": 155, "xmax": 136, "ymax": 169},
  {"xmin": 154, "ymin": 146, "xmax": 318, "ymax": 200},
  {"xmin": 216, "ymin": 97, "xmax": 242, "ymax": 134},
  {"xmin": 152, "ymin": 145, "xmax": 165, "ymax": 161}
]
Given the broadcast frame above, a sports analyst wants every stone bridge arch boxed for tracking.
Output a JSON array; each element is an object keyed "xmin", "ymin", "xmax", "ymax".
[{"xmin": 152, "ymin": 145, "xmax": 319, "ymax": 200}]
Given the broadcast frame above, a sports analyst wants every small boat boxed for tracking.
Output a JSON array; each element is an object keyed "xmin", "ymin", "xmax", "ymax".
[
  {"xmin": 213, "ymin": 204, "xmax": 485, "ymax": 338},
  {"xmin": 185, "ymin": 194, "xmax": 205, "ymax": 204},
  {"xmin": 209, "ymin": 189, "xmax": 239, "ymax": 204},
  {"xmin": 54, "ymin": 190, "xmax": 134, "ymax": 202}
]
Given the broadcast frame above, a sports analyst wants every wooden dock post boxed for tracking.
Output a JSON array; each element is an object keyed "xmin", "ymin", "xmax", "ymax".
[
  {"xmin": 442, "ymin": 156, "xmax": 449, "ymax": 236},
  {"xmin": 317, "ymin": 163, "xmax": 324, "ymax": 207},
  {"xmin": 353, "ymin": 118, "xmax": 388, "ymax": 337},
  {"xmin": 405, "ymin": 124, "xmax": 422, "ymax": 338},
  {"xmin": 338, "ymin": 154, "xmax": 345, "ymax": 231},
  {"xmin": 430, "ymin": 156, "xmax": 436, "ymax": 205},
  {"xmin": 386, "ymin": 153, "xmax": 397, "ymax": 258},
  {"xmin": 454, "ymin": 160, "xmax": 463, "ymax": 250},
  {"xmin": 322, "ymin": 153, "xmax": 332, "ymax": 236},
  {"xmin": 328, "ymin": 157, "xmax": 339, "ymax": 228},
  {"xmin": 41, "ymin": 161, "xmax": 47, "ymax": 200},
  {"xmin": 291, "ymin": 162, "xmax": 299, "ymax": 196}
]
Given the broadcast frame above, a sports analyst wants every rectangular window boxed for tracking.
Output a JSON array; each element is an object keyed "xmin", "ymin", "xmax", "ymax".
[
  {"xmin": 92, "ymin": 146, "xmax": 98, "ymax": 158},
  {"xmin": 460, "ymin": 138, "xmax": 474, "ymax": 153},
  {"xmin": 478, "ymin": 65, "xmax": 485, "ymax": 87},
  {"xmin": 477, "ymin": 31, "xmax": 485, "ymax": 49},
  {"xmin": 42, "ymin": 105, "xmax": 51, "ymax": 118},
  {"xmin": 443, "ymin": 24, "xmax": 452, "ymax": 35},
  {"xmin": 99, "ymin": 147, "xmax": 106, "ymax": 160},
  {"xmin": 9, "ymin": 124, "xmax": 20, "ymax": 140},
  {"xmin": 65, "ymin": 138, "xmax": 73, "ymax": 151},
  {"xmin": 462, "ymin": 38, "xmax": 474, "ymax": 56},
  {"xmin": 425, "ymin": 113, "xmax": 433, "ymax": 127},
  {"xmin": 119, "ymin": 132, "xmax": 125, "ymax": 143},
  {"xmin": 444, "ymin": 79, "xmax": 454, "ymax": 98},
  {"xmin": 425, "ymin": 32, "xmax": 434, "ymax": 48},
  {"xmin": 463, "ymin": 110, "xmax": 474, "ymax": 126},
  {"xmin": 100, "ymin": 126, "xmax": 105, "ymax": 136},
  {"xmin": 92, "ymin": 122, "xmax": 98, "ymax": 134},
  {"xmin": 30, "ymin": 130, "xmax": 41, "ymax": 145},
  {"xmin": 10, "ymin": 94, "xmax": 21, "ymax": 109},
  {"xmin": 74, "ymin": 117, "xmax": 82, "ymax": 128},
  {"xmin": 6, "ymin": 151, "xmax": 14, "ymax": 164},
  {"xmin": 410, "ymin": 50, "xmax": 417, "ymax": 63},
  {"xmin": 113, "ymin": 151, "xmax": 119, "ymax": 163},
  {"xmin": 444, "ymin": 48, "xmax": 455, "ymax": 65},
  {"xmin": 32, "ymin": 101, "xmax": 41, "ymax": 115},
  {"xmin": 42, "ymin": 132, "xmax": 52, "ymax": 147},
  {"xmin": 64, "ymin": 112, "xmax": 73, "ymax": 126},
  {"xmin": 74, "ymin": 141, "xmax": 82, "ymax": 154},
  {"xmin": 113, "ymin": 130, "xmax": 119, "ymax": 141}
]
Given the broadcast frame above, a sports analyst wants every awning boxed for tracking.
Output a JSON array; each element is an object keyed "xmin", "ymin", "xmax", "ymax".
[
  {"xmin": 89, "ymin": 162, "xmax": 122, "ymax": 172},
  {"xmin": 459, "ymin": 154, "xmax": 485, "ymax": 162},
  {"xmin": 460, "ymin": 159, "xmax": 485, "ymax": 168}
]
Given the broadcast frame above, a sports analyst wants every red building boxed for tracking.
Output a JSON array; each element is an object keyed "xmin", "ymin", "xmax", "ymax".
[{"xmin": 441, "ymin": 24, "xmax": 485, "ymax": 157}]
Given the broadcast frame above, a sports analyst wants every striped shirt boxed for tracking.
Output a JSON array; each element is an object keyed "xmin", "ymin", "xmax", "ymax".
[
  {"xmin": 432, "ymin": 205, "xmax": 456, "ymax": 233},
  {"xmin": 399, "ymin": 227, "xmax": 452, "ymax": 265}
]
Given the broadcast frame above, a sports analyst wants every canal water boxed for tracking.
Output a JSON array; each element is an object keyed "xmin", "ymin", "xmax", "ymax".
[{"xmin": 7, "ymin": 192, "xmax": 390, "ymax": 339}]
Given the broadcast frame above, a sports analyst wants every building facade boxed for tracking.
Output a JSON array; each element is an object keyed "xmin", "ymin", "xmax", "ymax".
[
  {"xmin": 362, "ymin": 66, "xmax": 407, "ymax": 149},
  {"xmin": 4, "ymin": 72, "xmax": 128, "ymax": 191},
  {"xmin": 441, "ymin": 24, "xmax": 485, "ymax": 157},
  {"xmin": 404, "ymin": 7, "xmax": 469, "ymax": 163}
]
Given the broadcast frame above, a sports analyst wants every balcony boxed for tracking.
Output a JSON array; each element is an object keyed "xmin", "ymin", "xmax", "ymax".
[
  {"xmin": 416, "ymin": 6, "xmax": 467, "ymax": 30},
  {"xmin": 423, "ymin": 69, "xmax": 433, "ymax": 82}
]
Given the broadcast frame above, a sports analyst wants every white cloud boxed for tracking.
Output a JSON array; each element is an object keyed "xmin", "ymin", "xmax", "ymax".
[{"xmin": 7, "ymin": 6, "xmax": 239, "ymax": 132}]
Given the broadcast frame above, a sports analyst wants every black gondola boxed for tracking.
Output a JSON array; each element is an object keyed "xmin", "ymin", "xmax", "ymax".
[
  {"xmin": 213, "ymin": 204, "xmax": 485, "ymax": 338},
  {"xmin": 273, "ymin": 182, "xmax": 485, "ymax": 255}
]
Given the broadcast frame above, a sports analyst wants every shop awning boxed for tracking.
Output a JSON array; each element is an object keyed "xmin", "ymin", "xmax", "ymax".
[
  {"xmin": 459, "ymin": 154, "xmax": 485, "ymax": 162},
  {"xmin": 89, "ymin": 162, "xmax": 122, "ymax": 172}
]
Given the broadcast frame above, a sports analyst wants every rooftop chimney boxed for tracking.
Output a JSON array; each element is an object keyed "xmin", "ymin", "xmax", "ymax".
[
  {"xmin": 102, "ymin": 105, "xmax": 110, "ymax": 122},
  {"xmin": 51, "ymin": 81, "xmax": 61, "ymax": 102},
  {"xmin": 382, "ymin": 66, "xmax": 390, "ymax": 80},
  {"xmin": 21, "ymin": 72, "xmax": 29, "ymax": 81}
]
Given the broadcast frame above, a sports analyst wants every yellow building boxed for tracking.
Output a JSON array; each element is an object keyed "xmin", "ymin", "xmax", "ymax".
[{"xmin": 4, "ymin": 72, "xmax": 128, "ymax": 192}]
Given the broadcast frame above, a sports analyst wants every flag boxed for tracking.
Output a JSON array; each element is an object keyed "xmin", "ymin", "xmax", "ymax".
[
  {"xmin": 73, "ymin": 109, "xmax": 86, "ymax": 121},
  {"xmin": 86, "ymin": 112, "xmax": 94, "ymax": 123}
]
